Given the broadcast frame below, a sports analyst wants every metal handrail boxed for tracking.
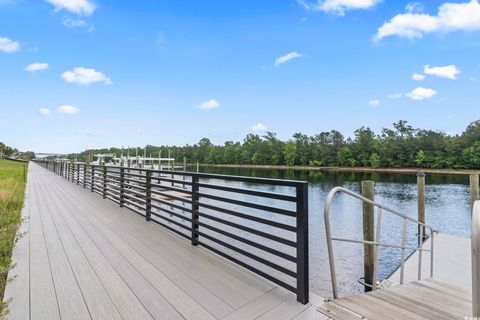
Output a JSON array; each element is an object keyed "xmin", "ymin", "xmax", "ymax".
[
  {"xmin": 324, "ymin": 186, "xmax": 435, "ymax": 299},
  {"xmin": 472, "ymin": 200, "xmax": 480, "ymax": 317}
]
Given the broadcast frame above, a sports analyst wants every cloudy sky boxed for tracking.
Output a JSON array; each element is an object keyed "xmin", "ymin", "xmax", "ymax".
[{"xmin": 1, "ymin": 0, "xmax": 480, "ymax": 153}]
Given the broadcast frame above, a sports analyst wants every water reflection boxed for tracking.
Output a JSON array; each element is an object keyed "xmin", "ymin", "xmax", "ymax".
[{"xmin": 193, "ymin": 166, "xmax": 471, "ymax": 297}]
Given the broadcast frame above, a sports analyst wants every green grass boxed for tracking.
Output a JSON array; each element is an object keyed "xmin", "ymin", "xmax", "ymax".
[{"xmin": 0, "ymin": 159, "xmax": 27, "ymax": 316}]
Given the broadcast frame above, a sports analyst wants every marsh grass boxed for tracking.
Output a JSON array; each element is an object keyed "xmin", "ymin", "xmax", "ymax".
[{"xmin": 0, "ymin": 160, "xmax": 27, "ymax": 316}]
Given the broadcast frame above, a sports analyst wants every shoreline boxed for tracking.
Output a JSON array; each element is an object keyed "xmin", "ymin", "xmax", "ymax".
[{"xmin": 198, "ymin": 164, "xmax": 480, "ymax": 175}]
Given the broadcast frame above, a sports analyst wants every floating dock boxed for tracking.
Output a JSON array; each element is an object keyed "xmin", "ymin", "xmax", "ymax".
[{"xmin": 318, "ymin": 233, "xmax": 472, "ymax": 319}]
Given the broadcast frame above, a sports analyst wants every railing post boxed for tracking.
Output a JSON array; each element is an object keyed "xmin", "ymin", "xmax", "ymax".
[
  {"xmin": 77, "ymin": 164, "xmax": 80, "ymax": 185},
  {"xmin": 91, "ymin": 166, "xmax": 95, "ymax": 192},
  {"xmin": 83, "ymin": 165, "xmax": 87, "ymax": 188},
  {"xmin": 472, "ymin": 201, "xmax": 480, "ymax": 317},
  {"xmin": 296, "ymin": 182, "xmax": 309, "ymax": 304},
  {"xmin": 191, "ymin": 175, "xmax": 199, "ymax": 246},
  {"xmin": 120, "ymin": 167, "xmax": 125, "ymax": 207},
  {"xmin": 146, "ymin": 171, "xmax": 152, "ymax": 221},
  {"xmin": 361, "ymin": 180, "xmax": 375, "ymax": 292},
  {"xmin": 417, "ymin": 172, "xmax": 426, "ymax": 244},
  {"xmin": 103, "ymin": 166, "xmax": 107, "ymax": 199}
]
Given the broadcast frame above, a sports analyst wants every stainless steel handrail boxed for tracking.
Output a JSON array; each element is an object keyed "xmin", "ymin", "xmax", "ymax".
[
  {"xmin": 324, "ymin": 186, "xmax": 435, "ymax": 299},
  {"xmin": 472, "ymin": 200, "xmax": 480, "ymax": 317}
]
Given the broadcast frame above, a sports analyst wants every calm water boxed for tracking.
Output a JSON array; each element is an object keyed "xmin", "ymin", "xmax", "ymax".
[{"xmin": 191, "ymin": 166, "xmax": 472, "ymax": 298}]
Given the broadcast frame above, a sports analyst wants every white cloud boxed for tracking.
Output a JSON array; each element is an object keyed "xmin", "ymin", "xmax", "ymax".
[
  {"xmin": 0, "ymin": 37, "xmax": 20, "ymax": 53},
  {"xmin": 424, "ymin": 64, "xmax": 460, "ymax": 79},
  {"xmin": 62, "ymin": 17, "xmax": 94, "ymax": 31},
  {"xmin": 251, "ymin": 123, "xmax": 268, "ymax": 132},
  {"xmin": 405, "ymin": 2, "xmax": 424, "ymax": 13},
  {"xmin": 25, "ymin": 62, "xmax": 49, "ymax": 72},
  {"xmin": 195, "ymin": 99, "xmax": 220, "ymax": 110},
  {"xmin": 368, "ymin": 99, "xmax": 380, "ymax": 107},
  {"xmin": 57, "ymin": 105, "xmax": 79, "ymax": 114},
  {"xmin": 375, "ymin": 0, "xmax": 480, "ymax": 41},
  {"xmin": 274, "ymin": 52, "xmax": 303, "ymax": 66},
  {"xmin": 412, "ymin": 72, "xmax": 425, "ymax": 80},
  {"xmin": 38, "ymin": 107, "xmax": 51, "ymax": 115},
  {"xmin": 407, "ymin": 87, "xmax": 438, "ymax": 100},
  {"xmin": 61, "ymin": 67, "xmax": 111, "ymax": 85},
  {"xmin": 387, "ymin": 93, "xmax": 402, "ymax": 99},
  {"xmin": 45, "ymin": 0, "xmax": 95, "ymax": 16},
  {"xmin": 297, "ymin": 0, "xmax": 381, "ymax": 16}
]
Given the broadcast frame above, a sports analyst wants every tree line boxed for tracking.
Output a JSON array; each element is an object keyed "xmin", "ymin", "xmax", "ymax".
[
  {"xmin": 0, "ymin": 142, "xmax": 34, "ymax": 161},
  {"xmin": 75, "ymin": 120, "xmax": 480, "ymax": 169}
]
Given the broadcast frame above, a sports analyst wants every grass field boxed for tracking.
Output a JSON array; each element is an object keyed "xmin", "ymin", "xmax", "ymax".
[{"xmin": 0, "ymin": 159, "xmax": 27, "ymax": 316}]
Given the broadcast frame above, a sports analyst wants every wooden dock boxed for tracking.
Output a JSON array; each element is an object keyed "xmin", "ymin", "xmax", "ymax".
[
  {"xmin": 3, "ymin": 163, "xmax": 326, "ymax": 320},
  {"xmin": 318, "ymin": 233, "xmax": 473, "ymax": 319}
]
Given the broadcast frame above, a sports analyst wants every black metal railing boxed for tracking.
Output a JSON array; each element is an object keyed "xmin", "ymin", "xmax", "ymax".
[{"xmin": 36, "ymin": 160, "xmax": 309, "ymax": 303}]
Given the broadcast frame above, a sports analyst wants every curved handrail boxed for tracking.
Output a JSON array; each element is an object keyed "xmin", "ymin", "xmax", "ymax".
[{"xmin": 324, "ymin": 186, "xmax": 435, "ymax": 299}]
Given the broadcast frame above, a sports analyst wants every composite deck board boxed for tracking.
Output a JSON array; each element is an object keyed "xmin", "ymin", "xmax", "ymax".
[
  {"xmin": 28, "ymin": 173, "xmax": 61, "ymax": 320},
  {"xmin": 318, "ymin": 279, "xmax": 472, "ymax": 319},
  {"xmin": 47, "ymin": 171, "xmax": 273, "ymax": 306},
  {"xmin": 3, "ymin": 163, "xmax": 323, "ymax": 320},
  {"xmin": 46, "ymin": 179, "xmax": 215, "ymax": 320},
  {"xmin": 37, "ymin": 173, "xmax": 155, "ymax": 320},
  {"xmin": 42, "ymin": 172, "xmax": 262, "ymax": 314},
  {"xmin": 35, "ymin": 177, "xmax": 125, "ymax": 320}
]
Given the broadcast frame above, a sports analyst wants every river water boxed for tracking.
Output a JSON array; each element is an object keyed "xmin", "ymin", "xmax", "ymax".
[{"xmin": 191, "ymin": 166, "xmax": 471, "ymax": 298}]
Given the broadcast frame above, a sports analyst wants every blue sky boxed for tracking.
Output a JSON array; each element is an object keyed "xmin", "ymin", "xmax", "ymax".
[{"xmin": 1, "ymin": 0, "xmax": 480, "ymax": 153}]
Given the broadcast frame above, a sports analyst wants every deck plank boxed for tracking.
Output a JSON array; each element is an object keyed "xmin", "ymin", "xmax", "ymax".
[
  {"xmin": 319, "ymin": 279, "xmax": 472, "ymax": 320},
  {"xmin": 44, "ymin": 169, "xmax": 272, "ymax": 310},
  {"xmin": 28, "ymin": 176, "xmax": 61, "ymax": 320},
  {"xmin": 222, "ymin": 288, "xmax": 289, "ymax": 320},
  {"xmin": 34, "ymin": 176, "xmax": 92, "ymax": 320},
  {"xmin": 36, "ymin": 179, "xmax": 124, "ymax": 320},
  {"xmin": 39, "ymin": 173, "xmax": 155, "ymax": 320}
]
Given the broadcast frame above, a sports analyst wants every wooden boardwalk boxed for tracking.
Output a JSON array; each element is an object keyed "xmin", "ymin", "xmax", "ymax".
[{"xmin": 3, "ymin": 163, "xmax": 326, "ymax": 320}]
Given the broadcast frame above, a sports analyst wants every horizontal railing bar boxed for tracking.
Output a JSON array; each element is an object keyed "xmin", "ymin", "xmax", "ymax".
[
  {"xmin": 151, "ymin": 197, "xmax": 193, "ymax": 213},
  {"xmin": 65, "ymin": 163, "xmax": 306, "ymax": 186},
  {"xmin": 150, "ymin": 203, "xmax": 193, "ymax": 222},
  {"xmin": 195, "ymin": 230, "xmax": 296, "ymax": 277},
  {"xmin": 122, "ymin": 196, "xmax": 146, "ymax": 208},
  {"xmin": 195, "ymin": 219, "xmax": 296, "ymax": 262},
  {"xmin": 152, "ymin": 176, "xmax": 193, "ymax": 186},
  {"xmin": 150, "ymin": 189, "xmax": 193, "ymax": 204},
  {"xmin": 331, "ymin": 237, "xmax": 433, "ymax": 252},
  {"xmin": 197, "ymin": 183, "xmax": 297, "ymax": 202},
  {"xmin": 198, "ymin": 202, "xmax": 296, "ymax": 232},
  {"xmin": 123, "ymin": 177, "xmax": 146, "ymax": 185},
  {"xmin": 123, "ymin": 188, "xmax": 147, "ymax": 199},
  {"xmin": 150, "ymin": 211, "xmax": 191, "ymax": 231},
  {"xmin": 150, "ymin": 182, "xmax": 192, "ymax": 195},
  {"xmin": 197, "ymin": 211, "xmax": 296, "ymax": 247},
  {"xmin": 197, "ymin": 193, "xmax": 296, "ymax": 217},
  {"xmin": 198, "ymin": 242, "xmax": 296, "ymax": 293}
]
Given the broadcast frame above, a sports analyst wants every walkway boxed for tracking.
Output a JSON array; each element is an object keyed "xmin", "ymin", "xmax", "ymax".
[{"xmin": 3, "ymin": 163, "xmax": 325, "ymax": 320}]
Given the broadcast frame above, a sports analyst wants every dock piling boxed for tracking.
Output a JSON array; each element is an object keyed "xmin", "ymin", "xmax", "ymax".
[
  {"xmin": 471, "ymin": 174, "xmax": 479, "ymax": 210},
  {"xmin": 361, "ymin": 180, "xmax": 375, "ymax": 292}
]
